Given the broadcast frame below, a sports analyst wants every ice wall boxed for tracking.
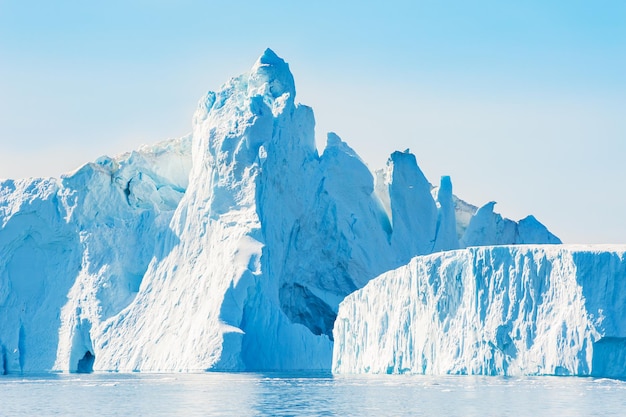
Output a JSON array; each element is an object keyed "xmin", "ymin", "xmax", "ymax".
[{"xmin": 333, "ymin": 245, "xmax": 626, "ymax": 377}]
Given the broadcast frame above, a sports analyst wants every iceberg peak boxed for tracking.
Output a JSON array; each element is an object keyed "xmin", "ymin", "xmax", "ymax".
[
  {"xmin": 248, "ymin": 48, "xmax": 296, "ymax": 103},
  {"xmin": 258, "ymin": 47, "xmax": 283, "ymax": 66},
  {"xmin": 324, "ymin": 132, "xmax": 363, "ymax": 162}
]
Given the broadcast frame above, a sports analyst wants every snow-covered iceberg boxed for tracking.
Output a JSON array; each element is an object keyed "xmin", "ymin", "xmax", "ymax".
[
  {"xmin": 333, "ymin": 245, "xmax": 626, "ymax": 378},
  {"xmin": 0, "ymin": 49, "xmax": 560, "ymax": 374}
]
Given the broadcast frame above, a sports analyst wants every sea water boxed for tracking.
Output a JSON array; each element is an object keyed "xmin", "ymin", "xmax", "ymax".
[{"xmin": 1, "ymin": 372, "xmax": 625, "ymax": 416}]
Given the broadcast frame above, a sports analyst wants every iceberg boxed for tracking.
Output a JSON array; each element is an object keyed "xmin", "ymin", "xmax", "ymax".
[
  {"xmin": 0, "ymin": 137, "xmax": 191, "ymax": 374},
  {"xmin": 332, "ymin": 245, "xmax": 626, "ymax": 378},
  {"xmin": 0, "ymin": 49, "xmax": 560, "ymax": 373}
]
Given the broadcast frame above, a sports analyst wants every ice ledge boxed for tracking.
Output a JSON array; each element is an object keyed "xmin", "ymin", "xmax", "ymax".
[{"xmin": 333, "ymin": 244, "xmax": 626, "ymax": 377}]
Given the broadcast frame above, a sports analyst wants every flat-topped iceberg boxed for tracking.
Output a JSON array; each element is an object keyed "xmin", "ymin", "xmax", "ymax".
[{"xmin": 333, "ymin": 245, "xmax": 626, "ymax": 378}]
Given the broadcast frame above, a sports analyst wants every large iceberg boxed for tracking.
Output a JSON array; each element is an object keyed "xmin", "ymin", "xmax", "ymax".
[
  {"xmin": 333, "ymin": 245, "xmax": 626, "ymax": 378},
  {"xmin": 0, "ymin": 49, "xmax": 560, "ymax": 374}
]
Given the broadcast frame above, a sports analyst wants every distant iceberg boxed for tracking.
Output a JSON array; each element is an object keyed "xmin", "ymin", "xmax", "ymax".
[{"xmin": 333, "ymin": 245, "xmax": 626, "ymax": 378}]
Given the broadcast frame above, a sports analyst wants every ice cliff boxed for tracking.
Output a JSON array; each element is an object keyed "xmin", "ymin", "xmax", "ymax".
[
  {"xmin": 0, "ymin": 49, "xmax": 559, "ymax": 374},
  {"xmin": 333, "ymin": 245, "xmax": 626, "ymax": 378}
]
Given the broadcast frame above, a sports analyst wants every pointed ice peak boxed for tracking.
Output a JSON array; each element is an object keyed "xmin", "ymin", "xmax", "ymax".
[
  {"xmin": 518, "ymin": 215, "xmax": 562, "ymax": 244},
  {"xmin": 434, "ymin": 175, "xmax": 453, "ymax": 206},
  {"xmin": 432, "ymin": 175, "xmax": 460, "ymax": 252},
  {"xmin": 438, "ymin": 175, "xmax": 452, "ymax": 195},
  {"xmin": 326, "ymin": 131, "xmax": 342, "ymax": 147},
  {"xmin": 324, "ymin": 132, "xmax": 364, "ymax": 162},
  {"xmin": 389, "ymin": 150, "xmax": 421, "ymax": 175},
  {"xmin": 258, "ymin": 48, "xmax": 284, "ymax": 66},
  {"xmin": 248, "ymin": 48, "xmax": 296, "ymax": 103},
  {"xmin": 482, "ymin": 201, "xmax": 498, "ymax": 213}
]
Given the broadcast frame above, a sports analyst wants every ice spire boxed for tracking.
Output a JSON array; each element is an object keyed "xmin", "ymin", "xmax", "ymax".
[{"xmin": 248, "ymin": 48, "xmax": 296, "ymax": 105}]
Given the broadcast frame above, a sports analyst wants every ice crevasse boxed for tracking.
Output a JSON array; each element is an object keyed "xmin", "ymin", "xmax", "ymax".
[
  {"xmin": 333, "ymin": 245, "xmax": 626, "ymax": 378},
  {"xmin": 0, "ymin": 49, "xmax": 561, "ymax": 374}
]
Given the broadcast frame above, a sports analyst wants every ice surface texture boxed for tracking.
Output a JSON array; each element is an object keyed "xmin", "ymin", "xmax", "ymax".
[
  {"xmin": 0, "ymin": 50, "xmax": 559, "ymax": 373},
  {"xmin": 333, "ymin": 245, "xmax": 626, "ymax": 378},
  {"xmin": 0, "ymin": 137, "xmax": 191, "ymax": 373}
]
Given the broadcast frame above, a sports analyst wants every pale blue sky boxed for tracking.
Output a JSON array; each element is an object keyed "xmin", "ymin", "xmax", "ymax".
[{"xmin": 1, "ymin": 0, "xmax": 625, "ymax": 243}]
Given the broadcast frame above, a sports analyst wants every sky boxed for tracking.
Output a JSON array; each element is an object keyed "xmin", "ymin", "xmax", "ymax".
[{"xmin": 0, "ymin": 0, "xmax": 625, "ymax": 244}]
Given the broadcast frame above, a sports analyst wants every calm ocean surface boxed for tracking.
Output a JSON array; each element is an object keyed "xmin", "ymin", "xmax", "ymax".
[{"xmin": 2, "ymin": 372, "xmax": 625, "ymax": 416}]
